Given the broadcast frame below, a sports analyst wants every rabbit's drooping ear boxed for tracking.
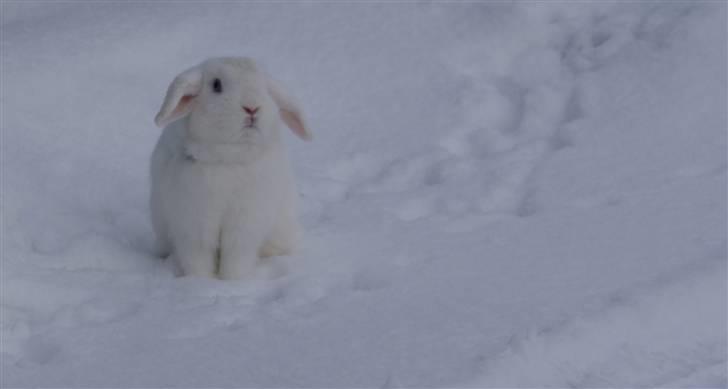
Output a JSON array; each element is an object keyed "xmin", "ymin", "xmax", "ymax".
[
  {"xmin": 267, "ymin": 77, "xmax": 312, "ymax": 141},
  {"xmin": 155, "ymin": 66, "xmax": 203, "ymax": 128}
]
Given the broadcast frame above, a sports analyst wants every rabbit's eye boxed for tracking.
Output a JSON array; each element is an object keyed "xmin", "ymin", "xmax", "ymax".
[{"xmin": 212, "ymin": 78, "xmax": 223, "ymax": 94}]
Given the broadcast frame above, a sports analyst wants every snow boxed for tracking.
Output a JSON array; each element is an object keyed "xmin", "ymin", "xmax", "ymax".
[{"xmin": 1, "ymin": 1, "xmax": 726, "ymax": 387}]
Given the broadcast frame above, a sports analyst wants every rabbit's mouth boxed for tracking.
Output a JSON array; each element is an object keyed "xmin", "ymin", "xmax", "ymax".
[{"xmin": 243, "ymin": 118, "xmax": 258, "ymax": 129}]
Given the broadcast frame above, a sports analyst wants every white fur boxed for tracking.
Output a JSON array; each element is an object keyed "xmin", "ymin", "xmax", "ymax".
[{"xmin": 150, "ymin": 57, "xmax": 310, "ymax": 279}]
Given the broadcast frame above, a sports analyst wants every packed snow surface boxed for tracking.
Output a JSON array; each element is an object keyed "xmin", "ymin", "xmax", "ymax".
[{"xmin": 1, "ymin": 1, "xmax": 726, "ymax": 387}]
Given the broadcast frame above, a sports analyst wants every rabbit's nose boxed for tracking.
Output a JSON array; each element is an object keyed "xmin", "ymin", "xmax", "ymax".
[{"xmin": 243, "ymin": 106, "xmax": 260, "ymax": 116}]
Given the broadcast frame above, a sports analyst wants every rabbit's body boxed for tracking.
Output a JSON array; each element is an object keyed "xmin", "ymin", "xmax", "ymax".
[{"xmin": 150, "ymin": 57, "xmax": 310, "ymax": 279}]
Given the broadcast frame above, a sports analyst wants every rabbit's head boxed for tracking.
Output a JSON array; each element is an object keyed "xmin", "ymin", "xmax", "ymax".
[{"xmin": 155, "ymin": 57, "xmax": 312, "ymax": 147}]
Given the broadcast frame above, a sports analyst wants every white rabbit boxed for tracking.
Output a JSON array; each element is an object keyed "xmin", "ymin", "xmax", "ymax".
[{"xmin": 150, "ymin": 57, "xmax": 311, "ymax": 280}]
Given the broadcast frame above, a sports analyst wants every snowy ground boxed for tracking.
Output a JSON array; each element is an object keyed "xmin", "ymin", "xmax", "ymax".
[{"xmin": 1, "ymin": 1, "xmax": 726, "ymax": 387}]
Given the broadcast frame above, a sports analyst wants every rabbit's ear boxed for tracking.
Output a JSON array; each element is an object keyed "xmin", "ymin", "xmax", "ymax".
[
  {"xmin": 155, "ymin": 66, "xmax": 203, "ymax": 128},
  {"xmin": 267, "ymin": 77, "xmax": 312, "ymax": 141}
]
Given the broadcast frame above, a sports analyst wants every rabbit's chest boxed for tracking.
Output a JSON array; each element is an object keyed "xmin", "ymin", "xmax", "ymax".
[{"xmin": 169, "ymin": 161, "xmax": 277, "ymax": 215}]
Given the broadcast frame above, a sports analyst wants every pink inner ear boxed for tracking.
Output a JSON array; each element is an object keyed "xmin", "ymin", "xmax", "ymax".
[
  {"xmin": 171, "ymin": 95, "xmax": 196, "ymax": 118},
  {"xmin": 281, "ymin": 109, "xmax": 312, "ymax": 141}
]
